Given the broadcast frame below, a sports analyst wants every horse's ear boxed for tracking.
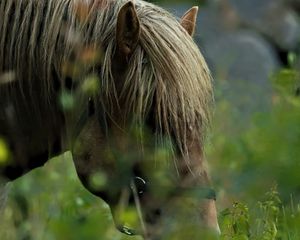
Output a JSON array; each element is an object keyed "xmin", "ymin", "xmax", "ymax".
[
  {"xmin": 180, "ymin": 6, "xmax": 198, "ymax": 37},
  {"xmin": 116, "ymin": 1, "xmax": 140, "ymax": 60}
]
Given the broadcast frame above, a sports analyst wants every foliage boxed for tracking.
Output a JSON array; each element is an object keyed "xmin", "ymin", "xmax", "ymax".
[
  {"xmin": 1, "ymin": 153, "xmax": 142, "ymax": 240},
  {"xmin": 208, "ymin": 64, "xmax": 300, "ymax": 239}
]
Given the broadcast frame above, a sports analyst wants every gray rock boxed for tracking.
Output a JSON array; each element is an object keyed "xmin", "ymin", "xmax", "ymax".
[
  {"xmin": 198, "ymin": 31, "xmax": 281, "ymax": 120},
  {"xmin": 196, "ymin": 6, "xmax": 237, "ymax": 41},
  {"xmin": 168, "ymin": 3, "xmax": 240, "ymax": 40},
  {"xmin": 228, "ymin": 0, "xmax": 300, "ymax": 50},
  {"xmin": 201, "ymin": 31, "xmax": 280, "ymax": 83},
  {"xmin": 168, "ymin": 4, "xmax": 282, "ymax": 124}
]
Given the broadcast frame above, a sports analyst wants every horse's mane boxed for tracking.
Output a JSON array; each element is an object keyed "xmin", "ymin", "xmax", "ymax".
[{"xmin": 0, "ymin": 0, "xmax": 213, "ymax": 157}]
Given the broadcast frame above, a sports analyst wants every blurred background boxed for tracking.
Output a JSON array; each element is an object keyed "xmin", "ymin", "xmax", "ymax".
[{"xmin": 1, "ymin": 0, "xmax": 300, "ymax": 239}]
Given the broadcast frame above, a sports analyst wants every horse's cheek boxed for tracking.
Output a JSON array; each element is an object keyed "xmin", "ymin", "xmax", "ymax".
[{"xmin": 72, "ymin": 117, "xmax": 105, "ymax": 178}]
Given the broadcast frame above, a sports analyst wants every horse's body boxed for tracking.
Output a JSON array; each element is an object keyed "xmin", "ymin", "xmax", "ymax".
[{"xmin": 0, "ymin": 0, "xmax": 219, "ymax": 238}]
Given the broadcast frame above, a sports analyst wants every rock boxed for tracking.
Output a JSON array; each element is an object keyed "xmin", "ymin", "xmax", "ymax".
[
  {"xmin": 196, "ymin": 5, "xmax": 238, "ymax": 41},
  {"xmin": 169, "ymin": 4, "xmax": 282, "ymax": 124},
  {"xmin": 286, "ymin": 0, "xmax": 300, "ymax": 12},
  {"xmin": 197, "ymin": 30, "xmax": 281, "ymax": 121},
  {"xmin": 228, "ymin": 0, "xmax": 300, "ymax": 50}
]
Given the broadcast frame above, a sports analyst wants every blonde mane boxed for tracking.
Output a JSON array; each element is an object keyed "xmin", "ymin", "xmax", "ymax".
[{"xmin": 0, "ymin": 0, "xmax": 213, "ymax": 156}]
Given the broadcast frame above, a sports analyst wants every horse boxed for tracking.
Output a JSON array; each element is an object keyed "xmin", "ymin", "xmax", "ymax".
[{"xmin": 0, "ymin": 0, "xmax": 219, "ymax": 238}]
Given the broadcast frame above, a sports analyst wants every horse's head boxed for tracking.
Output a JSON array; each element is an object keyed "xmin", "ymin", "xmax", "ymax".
[
  {"xmin": 0, "ymin": 0, "xmax": 217, "ymax": 236},
  {"xmin": 70, "ymin": 0, "xmax": 218, "ymax": 237}
]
